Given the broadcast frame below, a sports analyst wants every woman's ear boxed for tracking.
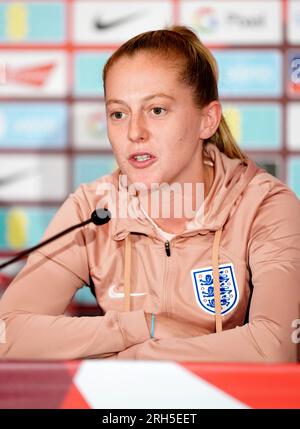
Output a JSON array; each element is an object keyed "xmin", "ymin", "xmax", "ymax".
[{"xmin": 199, "ymin": 101, "xmax": 222, "ymax": 140}]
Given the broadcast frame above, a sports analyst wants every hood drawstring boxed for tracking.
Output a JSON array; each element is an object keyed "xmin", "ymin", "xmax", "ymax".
[
  {"xmin": 212, "ymin": 227, "xmax": 223, "ymax": 333},
  {"xmin": 124, "ymin": 233, "xmax": 132, "ymax": 312},
  {"xmin": 123, "ymin": 228, "xmax": 224, "ymax": 334}
]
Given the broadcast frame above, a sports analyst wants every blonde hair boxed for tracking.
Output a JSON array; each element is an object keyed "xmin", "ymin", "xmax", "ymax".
[{"xmin": 103, "ymin": 25, "xmax": 245, "ymax": 161}]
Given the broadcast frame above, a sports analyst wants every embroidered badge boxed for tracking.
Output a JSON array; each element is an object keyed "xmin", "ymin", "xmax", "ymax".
[{"xmin": 191, "ymin": 263, "xmax": 239, "ymax": 315}]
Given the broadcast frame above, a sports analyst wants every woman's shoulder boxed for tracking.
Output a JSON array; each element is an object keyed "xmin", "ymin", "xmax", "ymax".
[
  {"xmin": 69, "ymin": 169, "xmax": 120, "ymax": 208},
  {"xmin": 250, "ymin": 166, "xmax": 299, "ymax": 207},
  {"xmin": 248, "ymin": 167, "xmax": 300, "ymax": 238}
]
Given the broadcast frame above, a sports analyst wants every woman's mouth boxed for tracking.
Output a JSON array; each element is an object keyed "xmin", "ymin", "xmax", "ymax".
[{"xmin": 128, "ymin": 152, "xmax": 157, "ymax": 169}]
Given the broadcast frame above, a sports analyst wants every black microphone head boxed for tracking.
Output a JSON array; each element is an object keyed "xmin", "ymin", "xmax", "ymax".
[{"xmin": 91, "ymin": 208, "xmax": 111, "ymax": 226}]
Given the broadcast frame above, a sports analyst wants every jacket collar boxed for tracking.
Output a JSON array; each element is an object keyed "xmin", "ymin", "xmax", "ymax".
[{"xmin": 107, "ymin": 144, "xmax": 260, "ymax": 241}]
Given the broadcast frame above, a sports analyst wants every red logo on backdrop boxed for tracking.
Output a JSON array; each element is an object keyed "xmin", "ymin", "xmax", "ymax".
[{"xmin": 6, "ymin": 63, "xmax": 55, "ymax": 87}]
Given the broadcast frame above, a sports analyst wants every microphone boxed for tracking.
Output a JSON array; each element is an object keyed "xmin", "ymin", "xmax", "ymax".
[{"xmin": 0, "ymin": 208, "xmax": 111, "ymax": 271}]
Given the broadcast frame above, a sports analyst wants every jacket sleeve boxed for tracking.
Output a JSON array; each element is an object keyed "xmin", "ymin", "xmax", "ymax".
[
  {"xmin": 0, "ymin": 191, "xmax": 150, "ymax": 360},
  {"xmin": 117, "ymin": 187, "xmax": 300, "ymax": 362}
]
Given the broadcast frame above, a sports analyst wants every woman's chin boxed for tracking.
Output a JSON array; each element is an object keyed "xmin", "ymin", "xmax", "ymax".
[{"xmin": 127, "ymin": 173, "xmax": 162, "ymax": 191}]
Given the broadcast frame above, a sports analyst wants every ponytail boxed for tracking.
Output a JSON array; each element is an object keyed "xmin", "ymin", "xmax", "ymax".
[{"xmin": 208, "ymin": 115, "xmax": 246, "ymax": 160}]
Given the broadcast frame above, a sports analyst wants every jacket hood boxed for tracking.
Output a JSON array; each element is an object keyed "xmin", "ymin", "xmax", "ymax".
[
  {"xmin": 187, "ymin": 143, "xmax": 260, "ymax": 231},
  {"xmin": 104, "ymin": 143, "xmax": 260, "ymax": 240}
]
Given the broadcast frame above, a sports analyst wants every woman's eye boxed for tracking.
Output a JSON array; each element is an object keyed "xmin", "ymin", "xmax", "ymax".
[
  {"xmin": 111, "ymin": 112, "xmax": 125, "ymax": 120},
  {"xmin": 151, "ymin": 107, "xmax": 166, "ymax": 116}
]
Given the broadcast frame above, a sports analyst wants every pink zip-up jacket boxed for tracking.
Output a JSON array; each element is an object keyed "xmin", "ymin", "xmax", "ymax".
[{"xmin": 0, "ymin": 144, "xmax": 299, "ymax": 361}]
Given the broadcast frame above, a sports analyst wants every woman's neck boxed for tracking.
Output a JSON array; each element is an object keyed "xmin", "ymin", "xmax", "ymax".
[{"xmin": 138, "ymin": 159, "xmax": 214, "ymax": 232}]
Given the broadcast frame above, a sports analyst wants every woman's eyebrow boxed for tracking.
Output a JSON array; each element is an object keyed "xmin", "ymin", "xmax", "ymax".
[
  {"xmin": 106, "ymin": 93, "xmax": 175, "ymax": 106},
  {"xmin": 142, "ymin": 93, "xmax": 176, "ymax": 101}
]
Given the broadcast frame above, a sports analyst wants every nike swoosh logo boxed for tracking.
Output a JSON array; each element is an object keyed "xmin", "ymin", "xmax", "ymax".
[
  {"xmin": 8, "ymin": 63, "xmax": 55, "ymax": 87},
  {"xmin": 108, "ymin": 284, "xmax": 147, "ymax": 299},
  {"xmin": 0, "ymin": 166, "xmax": 40, "ymax": 187},
  {"xmin": 94, "ymin": 11, "xmax": 144, "ymax": 30}
]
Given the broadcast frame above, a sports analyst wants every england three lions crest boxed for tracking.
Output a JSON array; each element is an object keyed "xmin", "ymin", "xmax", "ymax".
[{"xmin": 191, "ymin": 263, "xmax": 239, "ymax": 315}]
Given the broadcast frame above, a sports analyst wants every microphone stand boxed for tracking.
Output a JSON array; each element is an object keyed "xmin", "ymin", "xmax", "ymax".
[{"xmin": 0, "ymin": 208, "xmax": 111, "ymax": 271}]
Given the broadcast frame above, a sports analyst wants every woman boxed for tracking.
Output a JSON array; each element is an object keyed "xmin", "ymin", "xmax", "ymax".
[{"xmin": 0, "ymin": 26, "xmax": 299, "ymax": 361}]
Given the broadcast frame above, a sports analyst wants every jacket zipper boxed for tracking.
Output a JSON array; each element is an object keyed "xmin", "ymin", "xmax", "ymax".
[
  {"xmin": 165, "ymin": 240, "xmax": 171, "ymax": 257},
  {"xmin": 163, "ymin": 240, "xmax": 172, "ymax": 312}
]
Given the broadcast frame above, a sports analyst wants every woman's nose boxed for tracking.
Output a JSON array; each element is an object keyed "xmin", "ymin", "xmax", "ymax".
[{"xmin": 127, "ymin": 113, "xmax": 149, "ymax": 143}]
